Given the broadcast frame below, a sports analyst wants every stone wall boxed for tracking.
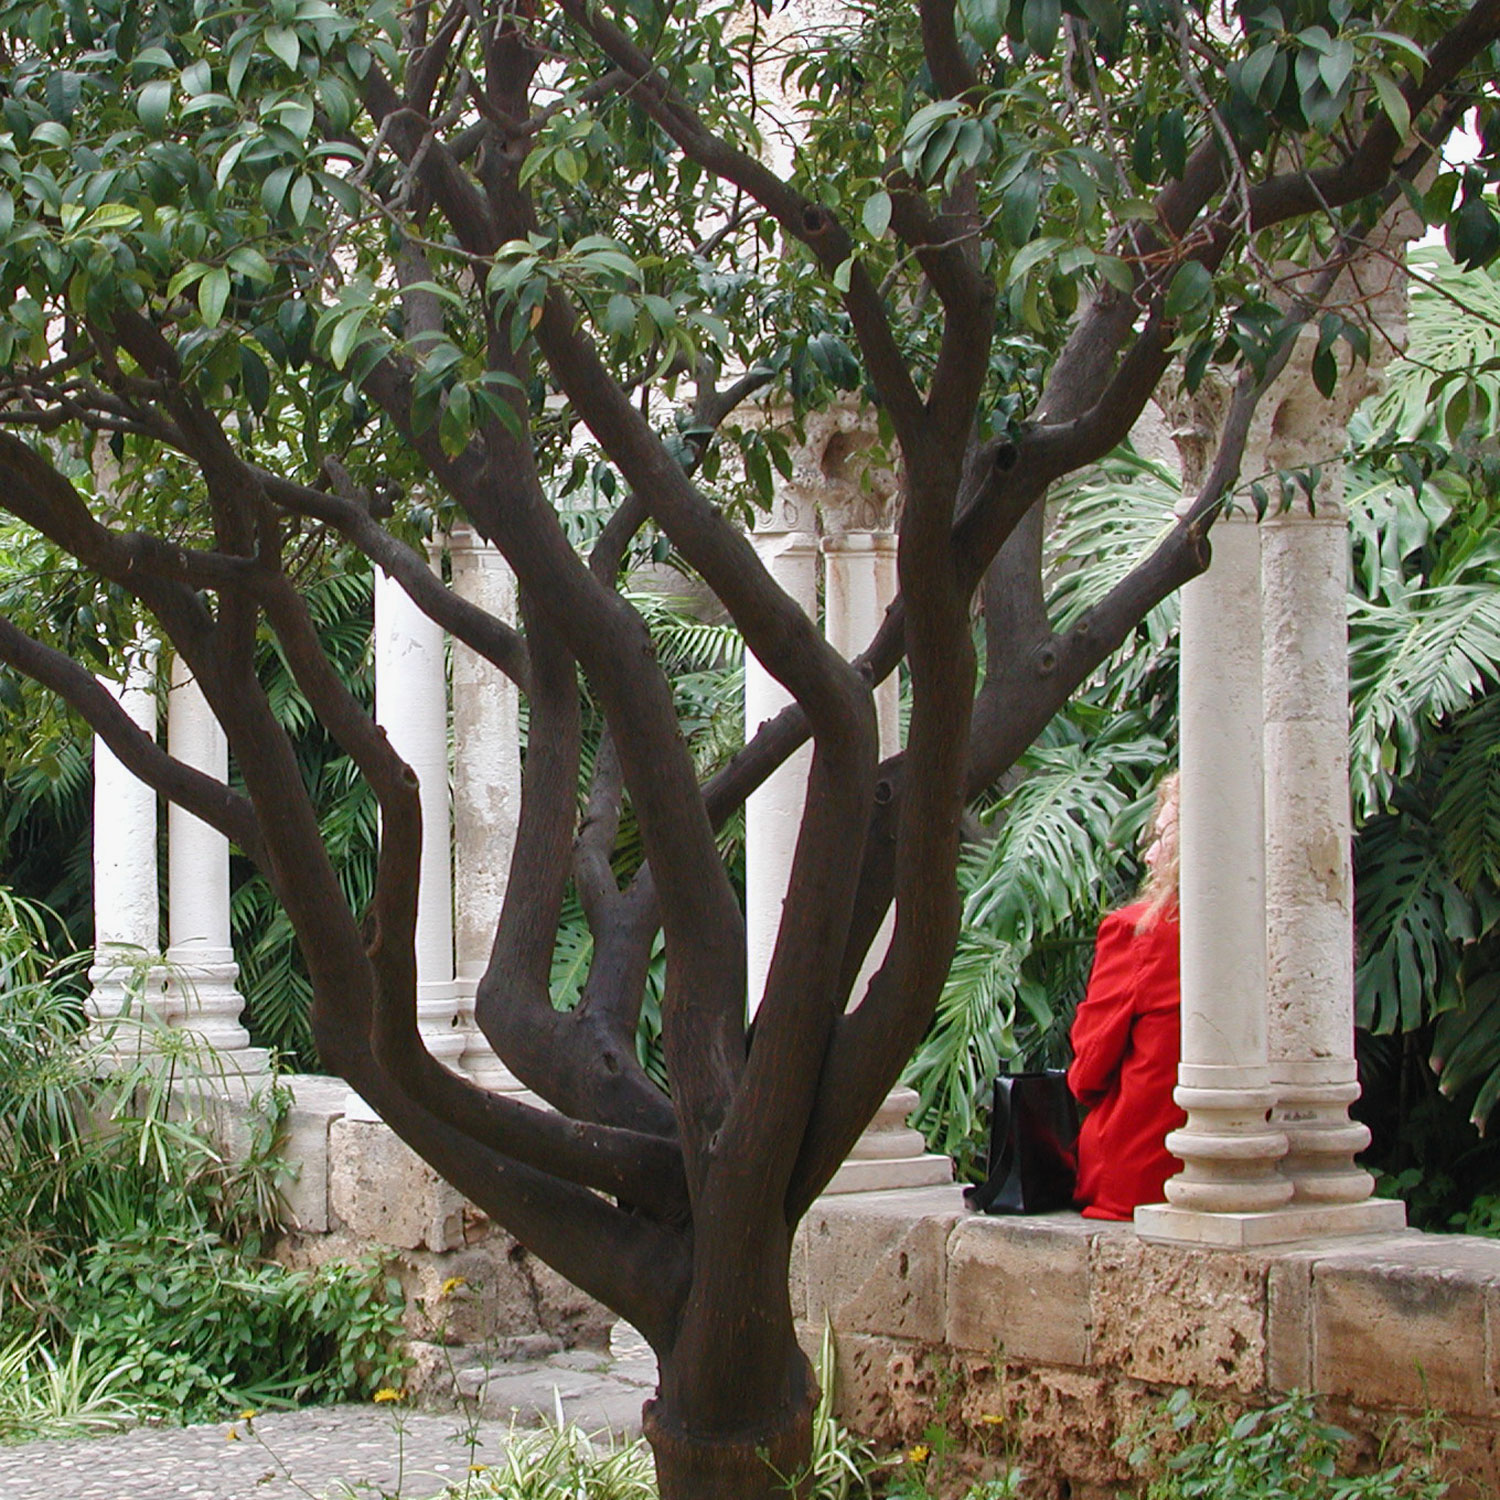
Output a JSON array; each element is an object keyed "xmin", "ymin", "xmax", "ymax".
[
  {"xmin": 793, "ymin": 1186, "xmax": 1500, "ymax": 1499},
  {"xmin": 260, "ymin": 1078, "xmax": 612, "ymax": 1375}
]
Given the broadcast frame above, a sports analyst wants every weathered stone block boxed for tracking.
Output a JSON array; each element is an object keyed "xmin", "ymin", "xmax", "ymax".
[
  {"xmin": 1266, "ymin": 1254, "xmax": 1313, "ymax": 1391},
  {"xmin": 278, "ymin": 1074, "xmax": 347, "ymax": 1233},
  {"xmin": 819, "ymin": 1330, "xmax": 949, "ymax": 1446},
  {"xmin": 1311, "ymin": 1239, "xmax": 1500, "ymax": 1417},
  {"xmin": 951, "ymin": 1356, "xmax": 1140, "ymax": 1497},
  {"xmin": 799, "ymin": 1186, "xmax": 967, "ymax": 1343},
  {"xmin": 946, "ymin": 1214, "xmax": 1102, "ymax": 1367},
  {"xmin": 328, "ymin": 1117, "xmax": 468, "ymax": 1251},
  {"xmin": 1089, "ymin": 1234, "xmax": 1267, "ymax": 1392}
]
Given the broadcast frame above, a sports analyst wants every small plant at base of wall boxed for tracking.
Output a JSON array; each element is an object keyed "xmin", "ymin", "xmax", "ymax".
[{"xmin": 1121, "ymin": 1389, "xmax": 1454, "ymax": 1500}]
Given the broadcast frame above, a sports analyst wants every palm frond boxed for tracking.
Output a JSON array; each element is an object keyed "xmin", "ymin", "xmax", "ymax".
[
  {"xmin": 1354, "ymin": 811, "xmax": 1474, "ymax": 1035},
  {"xmin": 1349, "ymin": 585, "xmax": 1500, "ymax": 820}
]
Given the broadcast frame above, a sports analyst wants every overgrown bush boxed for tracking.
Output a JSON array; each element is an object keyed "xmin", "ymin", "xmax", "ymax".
[{"xmin": 0, "ymin": 889, "xmax": 407, "ymax": 1435}]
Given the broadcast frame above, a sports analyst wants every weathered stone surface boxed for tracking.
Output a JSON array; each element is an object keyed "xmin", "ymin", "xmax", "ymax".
[
  {"xmin": 950, "ymin": 1356, "xmax": 1142, "ymax": 1497},
  {"xmin": 1310, "ymin": 1238, "xmax": 1500, "ymax": 1417},
  {"xmin": 277, "ymin": 1074, "xmax": 347, "ymax": 1233},
  {"xmin": 817, "ymin": 1331, "xmax": 948, "ymax": 1446},
  {"xmin": 1266, "ymin": 1254, "xmax": 1313, "ymax": 1391},
  {"xmin": 1089, "ymin": 1233, "xmax": 1267, "ymax": 1392},
  {"xmin": 799, "ymin": 1186, "xmax": 966, "ymax": 1343},
  {"xmin": 328, "ymin": 1118, "xmax": 468, "ymax": 1251},
  {"xmin": 527, "ymin": 1253, "xmax": 615, "ymax": 1349},
  {"xmin": 946, "ymin": 1214, "xmax": 1105, "ymax": 1366}
]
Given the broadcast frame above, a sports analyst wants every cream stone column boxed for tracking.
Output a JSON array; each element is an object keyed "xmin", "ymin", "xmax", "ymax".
[
  {"xmin": 164, "ymin": 657, "xmax": 266, "ymax": 1076},
  {"xmin": 814, "ymin": 415, "xmax": 951, "ymax": 1193},
  {"xmin": 448, "ymin": 525, "xmax": 529, "ymax": 1094},
  {"xmin": 1261, "ymin": 496, "xmax": 1393, "ymax": 1215},
  {"xmin": 374, "ymin": 563, "xmax": 464, "ymax": 1071},
  {"xmin": 87, "ymin": 646, "xmax": 170, "ymax": 1055},
  {"xmin": 1136, "ymin": 513, "xmax": 1293, "ymax": 1241},
  {"xmin": 744, "ymin": 492, "xmax": 820, "ymax": 1018}
]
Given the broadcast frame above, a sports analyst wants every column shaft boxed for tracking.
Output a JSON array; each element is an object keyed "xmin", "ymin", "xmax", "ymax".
[
  {"xmin": 744, "ymin": 528, "xmax": 819, "ymax": 1017},
  {"xmin": 374, "ymin": 565, "xmax": 463, "ymax": 1067},
  {"xmin": 88, "ymin": 648, "xmax": 169, "ymax": 1050},
  {"xmin": 448, "ymin": 527, "xmax": 526, "ymax": 1091},
  {"xmin": 166, "ymin": 656, "xmax": 259, "ymax": 1068},
  {"xmin": 1261, "ymin": 504, "xmax": 1374, "ymax": 1203},
  {"xmin": 1163, "ymin": 515, "xmax": 1292, "ymax": 1213}
]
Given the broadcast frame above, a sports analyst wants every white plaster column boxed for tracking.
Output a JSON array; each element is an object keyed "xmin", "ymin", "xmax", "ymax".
[
  {"xmin": 1261, "ymin": 499, "xmax": 1399, "ymax": 1228},
  {"xmin": 744, "ymin": 495, "xmax": 820, "ymax": 1018},
  {"xmin": 165, "ymin": 656, "xmax": 265, "ymax": 1075},
  {"xmin": 1137, "ymin": 513, "xmax": 1293, "ymax": 1239},
  {"xmin": 87, "ymin": 645, "xmax": 170, "ymax": 1054},
  {"xmin": 374, "ymin": 562, "xmax": 465, "ymax": 1070},
  {"xmin": 448, "ymin": 525, "xmax": 528, "ymax": 1093}
]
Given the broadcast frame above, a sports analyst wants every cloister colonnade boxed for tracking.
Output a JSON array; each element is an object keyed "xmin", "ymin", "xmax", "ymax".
[{"xmin": 86, "ymin": 386, "xmax": 1404, "ymax": 1238}]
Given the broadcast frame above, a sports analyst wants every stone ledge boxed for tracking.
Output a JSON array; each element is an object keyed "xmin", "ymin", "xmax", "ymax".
[{"xmin": 804, "ymin": 1191, "xmax": 1500, "ymax": 1498}]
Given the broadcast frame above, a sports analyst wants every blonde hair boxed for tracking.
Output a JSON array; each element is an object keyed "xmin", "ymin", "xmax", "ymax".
[{"xmin": 1136, "ymin": 771, "xmax": 1180, "ymax": 931}]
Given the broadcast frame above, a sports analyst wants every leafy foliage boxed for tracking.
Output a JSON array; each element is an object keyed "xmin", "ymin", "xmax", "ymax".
[
  {"xmin": 1123, "ymin": 1389, "xmax": 1452, "ymax": 1500},
  {"xmin": 0, "ymin": 894, "xmax": 407, "ymax": 1428}
]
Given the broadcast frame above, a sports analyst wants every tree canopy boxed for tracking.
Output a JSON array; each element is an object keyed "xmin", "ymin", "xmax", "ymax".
[{"xmin": 2, "ymin": 0, "xmax": 1500, "ymax": 1493}]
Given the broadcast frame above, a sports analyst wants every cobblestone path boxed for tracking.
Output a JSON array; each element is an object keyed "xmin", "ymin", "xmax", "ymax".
[{"xmin": 0, "ymin": 1335, "xmax": 659, "ymax": 1500}]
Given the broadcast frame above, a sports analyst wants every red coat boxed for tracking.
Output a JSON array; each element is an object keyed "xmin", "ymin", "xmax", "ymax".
[{"xmin": 1066, "ymin": 901, "xmax": 1185, "ymax": 1221}]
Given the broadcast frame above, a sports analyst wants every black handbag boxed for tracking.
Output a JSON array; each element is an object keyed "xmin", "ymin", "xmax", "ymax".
[{"xmin": 963, "ymin": 1070, "xmax": 1080, "ymax": 1215}]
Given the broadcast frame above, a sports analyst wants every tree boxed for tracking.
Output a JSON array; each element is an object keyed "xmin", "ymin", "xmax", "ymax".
[{"xmin": 1, "ymin": 1, "xmax": 1498, "ymax": 1493}]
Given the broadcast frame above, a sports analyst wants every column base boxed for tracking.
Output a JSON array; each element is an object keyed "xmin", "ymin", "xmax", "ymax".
[
  {"xmin": 824, "ymin": 1086, "xmax": 953, "ymax": 1194},
  {"xmin": 1134, "ymin": 1194, "xmax": 1407, "ymax": 1248}
]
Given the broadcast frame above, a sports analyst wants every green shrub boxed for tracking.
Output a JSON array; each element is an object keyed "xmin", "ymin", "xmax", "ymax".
[
  {"xmin": 0, "ymin": 890, "xmax": 407, "ymax": 1435},
  {"xmin": 1123, "ymin": 1390, "xmax": 1451, "ymax": 1500}
]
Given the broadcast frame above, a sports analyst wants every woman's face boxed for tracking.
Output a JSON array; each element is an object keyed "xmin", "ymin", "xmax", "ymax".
[{"xmin": 1144, "ymin": 792, "xmax": 1179, "ymax": 875}]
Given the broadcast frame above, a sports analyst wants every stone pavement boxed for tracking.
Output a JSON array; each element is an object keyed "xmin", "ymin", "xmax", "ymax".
[{"xmin": 0, "ymin": 1328, "xmax": 658, "ymax": 1500}]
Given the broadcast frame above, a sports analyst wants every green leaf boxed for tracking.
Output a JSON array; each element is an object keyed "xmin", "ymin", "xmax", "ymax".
[
  {"xmin": 1163, "ymin": 260, "xmax": 1212, "ymax": 319},
  {"xmin": 1448, "ymin": 195, "xmax": 1500, "ymax": 272},
  {"xmin": 1371, "ymin": 70, "xmax": 1410, "ymax": 141},
  {"xmin": 264, "ymin": 25, "xmax": 301, "ymax": 71},
  {"xmin": 288, "ymin": 172, "xmax": 313, "ymax": 224},
  {"xmin": 137, "ymin": 79, "xmax": 173, "ymax": 136},
  {"xmin": 1022, "ymin": 0, "xmax": 1061, "ymax": 59},
  {"xmin": 958, "ymin": 0, "xmax": 1006, "ymax": 49},
  {"xmin": 862, "ymin": 189, "xmax": 892, "ymax": 239},
  {"xmin": 198, "ymin": 267, "xmax": 231, "ymax": 327},
  {"xmin": 261, "ymin": 164, "xmax": 294, "ymax": 218},
  {"xmin": 78, "ymin": 203, "xmax": 142, "ymax": 233}
]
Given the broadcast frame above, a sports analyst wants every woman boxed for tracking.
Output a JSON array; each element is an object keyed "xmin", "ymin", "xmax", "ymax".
[{"xmin": 1067, "ymin": 774, "xmax": 1185, "ymax": 1221}]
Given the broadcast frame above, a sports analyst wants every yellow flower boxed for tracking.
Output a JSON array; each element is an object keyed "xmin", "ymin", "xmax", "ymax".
[
  {"xmin": 226, "ymin": 1428, "xmax": 240, "ymax": 1442},
  {"xmin": 438, "ymin": 1276, "xmax": 467, "ymax": 1299},
  {"xmin": 978, "ymin": 1413, "xmax": 1005, "ymax": 1426},
  {"xmin": 468, "ymin": 1464, "xmax": 489, "ymax": 1474},
  {"xmin": 906, "ymin": 1444, "xmax": 930, "ymax": 1464},
  {"xmin": 239, "ymin": 1409, "xmax": 258, "ymax": 1422},
  {"xmin": 373, "ymin": 1387, "xmax": 404, "ymax": 1404}
]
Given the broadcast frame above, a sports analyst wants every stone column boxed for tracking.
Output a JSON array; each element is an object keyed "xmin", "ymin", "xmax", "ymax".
[
  {"xmin": 448, "ymin": 525, "xmax": 528, "ymax": 1093},
  {"xmin": 815, "ymin": 418, "xmax": 950, "ymax": 1194},
  {"xmin": 744, "ymin": 492, "xmax": 820, "ymax": 1018},
  {"xmin": 164, "ymin": 656, "xmax": 266, "ymax": 1076},
  {"xmin": 87, "ymin": 645, "xmax": 170, "ymax": 1056},
  {"xmin": 373, "ymin": 563, "xmax": 464, "ymax": 1071},
  {"xmin": 1260, "ymin": 495, "xmax": 1400, "ymax": 1233},
  {"xmin": 1136, "ymin": 514, "xmax": 1292, "ymax": 1241}
]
